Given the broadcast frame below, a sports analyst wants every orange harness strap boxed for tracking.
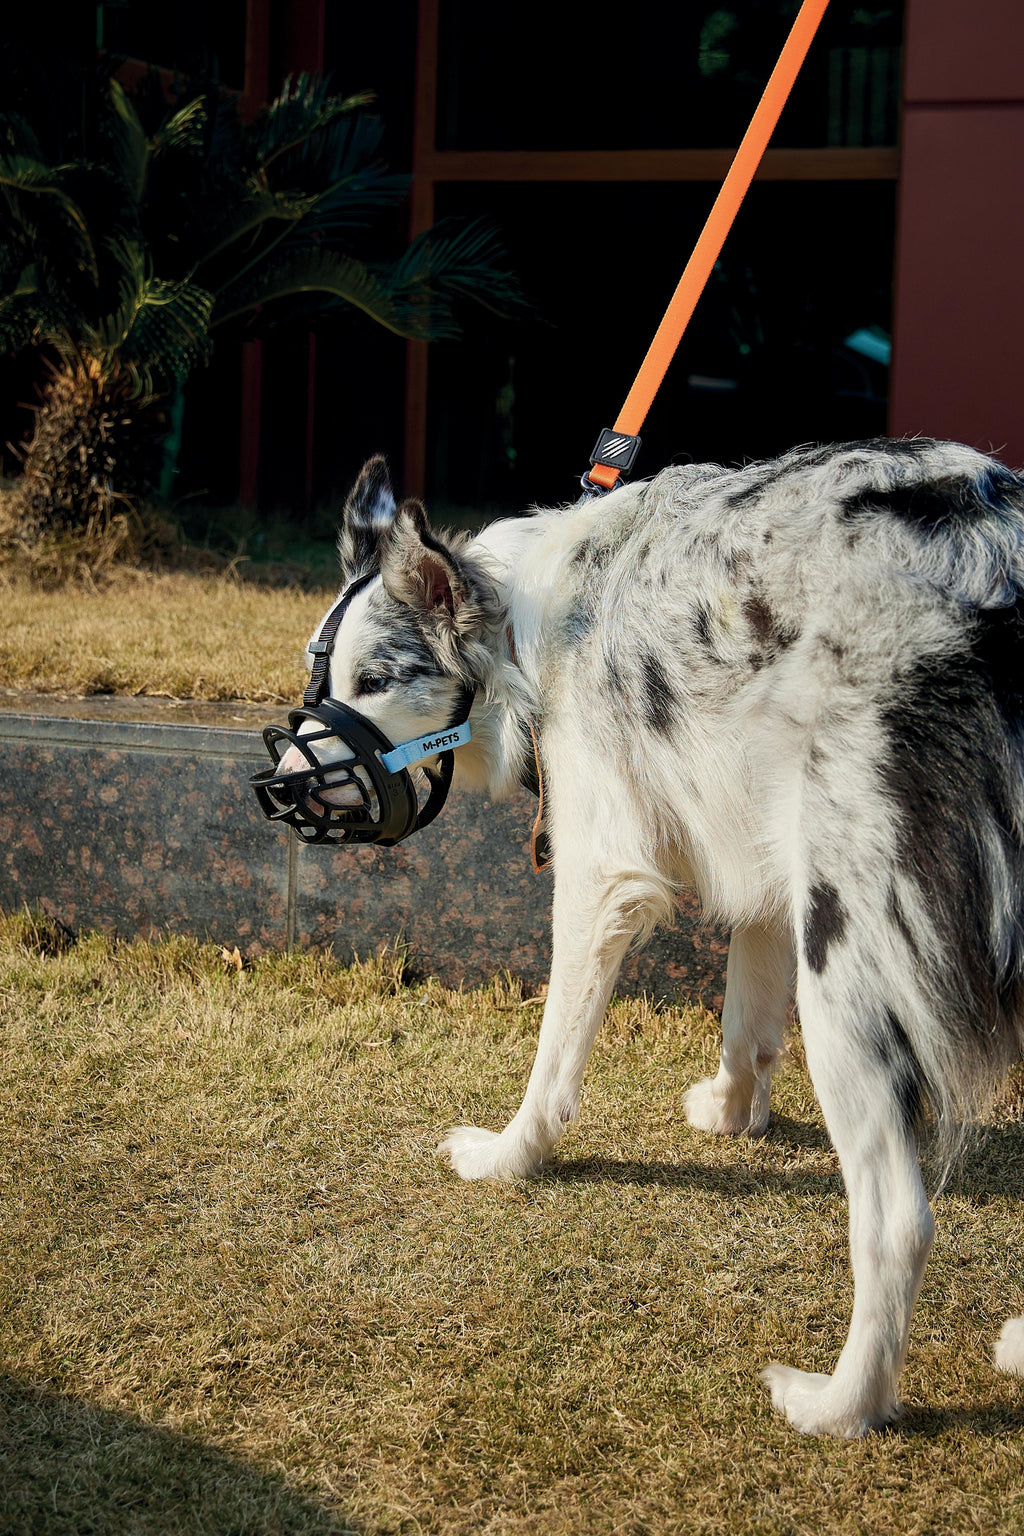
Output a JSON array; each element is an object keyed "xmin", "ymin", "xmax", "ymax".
[{"xmin": 587, "ymin": 0, "xmax": 831, "ymax": 493}]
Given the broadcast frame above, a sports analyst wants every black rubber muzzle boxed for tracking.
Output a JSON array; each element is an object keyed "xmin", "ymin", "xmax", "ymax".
[{"xmin": 250, "ymin": 698, "xmax": 455, "ymax": 847}]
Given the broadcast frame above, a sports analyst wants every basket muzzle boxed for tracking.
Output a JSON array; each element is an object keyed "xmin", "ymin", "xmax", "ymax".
[
  {"xmin": 250, "ymin": 694, "xmax": 473, "ymax": 846},
  {"xmin": 249, "ymin": 570, "xmax": 475, "ymax": 846}
]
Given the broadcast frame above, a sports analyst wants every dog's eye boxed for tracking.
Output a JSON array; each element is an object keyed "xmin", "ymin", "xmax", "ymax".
[{"xmin": 357, "ymin": 674, "xmax": 390, "ymax": 696}]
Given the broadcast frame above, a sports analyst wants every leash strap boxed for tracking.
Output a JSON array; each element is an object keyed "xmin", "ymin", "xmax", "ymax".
[
  {"xmin": 526, "ymin": 720, "xmax": 550, "ymax": 872},
  {"xmin": 586, "ymin": 0, "xmax": 831, "ymax": 493}
]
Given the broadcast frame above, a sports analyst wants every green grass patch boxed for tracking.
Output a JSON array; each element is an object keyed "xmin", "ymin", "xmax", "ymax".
[{"xmin": 1, "ymin": 909, "xmax": 1022, "ymax": 1533}]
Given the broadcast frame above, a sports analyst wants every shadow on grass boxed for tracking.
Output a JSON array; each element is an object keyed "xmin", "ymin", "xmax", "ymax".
[
  {"xmin": 898, "ymin": 1400, "xmax": 1024, "ymax": 1438},
  {"xmin": 760, "ymin": 1113, "xmax": 834, "ymax": 1153},
  {"xmin": 0, "ymin": 1377, "xmax": 357, "ymax": 1536},
  {"xmin": 546, "ymin": 1110, "xmax": 840, "ymax": 1194},
  {"xmin": 943, "ymin": 1120, "xmax": 1024, "ymax": 1200},
  {"xmin": 549, "ymin": 1115, "xmax": 1024, "ymax": 1203},
  {"xmin": 549, "ymin": 1156, "xmax": 842, "ymax": 1198}
]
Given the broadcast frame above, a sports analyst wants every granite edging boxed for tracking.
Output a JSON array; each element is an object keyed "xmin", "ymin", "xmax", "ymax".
[{"xmin": 0, "ymin": 693, "xmax": 729, "ymax": 1005}]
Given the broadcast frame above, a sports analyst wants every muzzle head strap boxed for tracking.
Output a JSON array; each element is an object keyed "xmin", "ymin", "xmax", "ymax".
[{"xmin": 304, "ymin": 572, "xmax": 373, "ymax": 708}]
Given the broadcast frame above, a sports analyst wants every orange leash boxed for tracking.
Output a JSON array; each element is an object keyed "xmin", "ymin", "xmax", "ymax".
[{"xmin": 586, "ymin": 0, "xmax": 831, "ymax": 493}]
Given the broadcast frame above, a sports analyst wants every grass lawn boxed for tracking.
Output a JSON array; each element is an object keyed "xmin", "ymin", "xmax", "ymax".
[
  {"xmin": 0, "ymin": 569, "xmax": 334, "ymax": 703},
  {"xmin": 0, "ymin": 509, "xmax": 488, "ymax": 704},
  {"xmin": 1, "ymin": 910, "xmax": 1023, "ymax": 1534}
]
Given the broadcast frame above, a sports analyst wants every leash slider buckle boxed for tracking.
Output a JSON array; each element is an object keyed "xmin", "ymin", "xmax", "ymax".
[{"xmin": 590, "ymin": 428, "xmax": 642, "ymax": 476}]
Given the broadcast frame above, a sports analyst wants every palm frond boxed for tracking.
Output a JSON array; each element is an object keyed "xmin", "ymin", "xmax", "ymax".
[
  {"xmin": 116, "ymin": 277, "xmax": 214, "ymax": 393},
  {"xmin": 0, "ymin": 112, "xmax": 45, "ymax": 163},
  {"xmin": 99, "ymin": 79, "xmax": 149, "ymax": 204},
  {"xmin": 206, "ymin": 93, "xmax": 248, "ymax": 180},
  {"xmin": 210, "ymin": 247, "xmax": 427, "ymax": 336},
  {"xmin": 0, "ymin": 151, "xmax": 99, "ymax": 284},
  {"xmin": 149, "ymin": 95, "xmax": 207, "ymax": 160},
  {"xmin": 0, "ymin": 294, "xmax": 41, "ymax": 355},
  {"xmin": 247, "ymin": 74, "xmax": 376, "ymax": 170},
  {"xmin": 94, "ymin": 240, "xmax": 213, "ymax": 393},
  {"xmin": 279, "ymin": 175, "xmax": 411, "ymax": 248},
  {"xmin": 0, "ymin": 281, "xmax": 89, "ymax": 359},
  {"xmin": 388, "ymin": 218, "xmax": 530, "ymax": 326},
  {"xmin": 212, "ymin": 223, "xmax": 528, "ymax": 342},
  {"xmin": 188, "ymin": 180, "xmax": 319, "ymax": 273},
  {"xmin": 266, "ymin": 107, "xmax": 384, "ymax": 185},
  {"xmin": 262, "ymin": 108, "xmax": 410, "ymax": 243}
]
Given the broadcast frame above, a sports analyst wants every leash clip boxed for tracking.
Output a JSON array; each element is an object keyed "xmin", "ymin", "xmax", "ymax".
[
  {"xmin": 580, "ymin": 470, "xmax": 611, "ymax": 498},
  {"xmin": 590, "ymin": 428, "xmax": 642, "ymax": 476}
]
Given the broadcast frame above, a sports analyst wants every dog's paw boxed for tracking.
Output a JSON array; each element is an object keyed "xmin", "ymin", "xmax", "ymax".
[
  {"xmin": 438, "ymin": 1125, "xmax": 545, "ymax": 1181},
  {"xmin": 684, "ymin": 1076, "xmax": 765, "ymax": 1137},
  {"xmin": 761, "ymin": 1363, "xmax": 895, "ymax": 1438},
  {"xmin": 994, "ymin": 1317, "xmax": 1024, "ymax": 1375}
]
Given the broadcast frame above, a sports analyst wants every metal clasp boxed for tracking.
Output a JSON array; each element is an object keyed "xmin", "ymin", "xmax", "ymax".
[{"xmin": 579, "ymin": 470, "xmax": 613, "ymax": 498}]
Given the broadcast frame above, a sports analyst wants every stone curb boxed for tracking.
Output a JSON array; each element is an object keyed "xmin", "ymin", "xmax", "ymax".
[{"xmin": 0, "ymin": 695, "xmax": 728, "ymax": 1003}]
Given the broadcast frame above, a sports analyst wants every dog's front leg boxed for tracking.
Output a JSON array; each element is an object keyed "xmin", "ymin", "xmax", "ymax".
[
  {"xmin": 440, "ymin": 860, "xmax": 663, "ymax": 1181},
  {"xmin": 684, "ymin": 921, "xmax": 794, "ymax": 1136}
]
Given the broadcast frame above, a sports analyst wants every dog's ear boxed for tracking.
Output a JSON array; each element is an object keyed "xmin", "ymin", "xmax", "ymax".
[
  {"xmin": 338, "ymin": 456, "xmax": 397, "ymax": 577},
  {"xmin": 379, "ymin": 500, "xmax": 472, "ymax": 630}
]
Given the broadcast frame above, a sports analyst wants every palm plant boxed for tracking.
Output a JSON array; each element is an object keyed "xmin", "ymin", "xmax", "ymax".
[{"xmin": 0, "ymin": 69, "xmax": 522, "ymax": 535}]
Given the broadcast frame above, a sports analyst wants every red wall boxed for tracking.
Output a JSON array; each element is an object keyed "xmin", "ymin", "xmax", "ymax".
[{"xmin": 889, "ymin": 0, "xmax": 1024, "ymax": 467}]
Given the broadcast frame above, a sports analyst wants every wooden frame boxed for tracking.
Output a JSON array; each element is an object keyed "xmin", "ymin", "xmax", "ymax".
[{"xmin": 404, "ymin": 0, "xmax": 900, "ymax": 495}]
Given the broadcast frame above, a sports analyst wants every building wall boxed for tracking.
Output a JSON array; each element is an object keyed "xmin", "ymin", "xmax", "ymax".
[{"xmin": 890, "ymin": 0, "xmax": 1024, "ymax": 466}]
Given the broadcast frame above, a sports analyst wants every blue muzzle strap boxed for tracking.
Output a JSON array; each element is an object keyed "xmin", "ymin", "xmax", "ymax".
[{"xmin": 380, "ymin": 718, "xmax": 472, "ymax": 774}]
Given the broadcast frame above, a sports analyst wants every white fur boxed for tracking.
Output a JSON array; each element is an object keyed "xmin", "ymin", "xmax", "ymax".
[
  {"xmin": 994, "ymin": 1318, "xmax": 1024, "ymax": 1376},
  {"xmin": 305, "ymin": 442, "xmax": 1024, "ymax": 1437}
]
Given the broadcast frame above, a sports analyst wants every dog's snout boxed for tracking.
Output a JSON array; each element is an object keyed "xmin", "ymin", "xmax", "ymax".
[
  {"xmin": 277, "ymin": 742, "xmax": 315, "ymax": 778},
  {"xmin": 273, "ymin": 729, "xmax": 365, "ymax": 811}
]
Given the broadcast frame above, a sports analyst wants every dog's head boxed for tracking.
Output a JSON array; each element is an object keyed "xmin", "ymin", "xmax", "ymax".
[
  {"xmin": 325, "ymin": 454, "xmax": 492, "ymax": 736},
  {"xmin": 268, "ymin": 457, "xmax": 498, "ymax": 824}
]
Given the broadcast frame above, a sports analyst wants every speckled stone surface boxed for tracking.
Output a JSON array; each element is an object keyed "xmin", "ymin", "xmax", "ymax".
[
  {"xmin": 0, "ymin": 706, "xmax": 291, "ymax": 952},
  {"xmin": 0, "ymin": 695, "xmax": 729, "ymax": 1004},
  {"xmin": 295, "ymin": 797, "xmax": 729, "ymax": 1004}
]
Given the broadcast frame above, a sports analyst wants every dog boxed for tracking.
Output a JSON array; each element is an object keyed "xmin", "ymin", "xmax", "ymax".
[{"xmin": 288, "ymin": 439, "xmax": 1024, "ymax": 1437}]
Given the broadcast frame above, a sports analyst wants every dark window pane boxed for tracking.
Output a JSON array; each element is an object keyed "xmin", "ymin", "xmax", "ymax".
[
  {"xmin": 324, "ymin": 2, "xmax": 417, "ymax": 171},
  {"xmin": 427, "ymin": 180, "xmax": 896, "ymax": 512},
  {"xmin": 437, "ymin": 2, "xmax": 903, "ymax": 151}
]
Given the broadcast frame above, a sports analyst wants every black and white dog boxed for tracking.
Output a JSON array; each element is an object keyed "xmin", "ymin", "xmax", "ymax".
[{"xmin": 289, "ymin": 439, "xmax": 1024, "ymax": 1436}]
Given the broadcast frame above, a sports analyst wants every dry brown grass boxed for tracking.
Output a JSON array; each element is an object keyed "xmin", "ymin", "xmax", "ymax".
[
  {"xmin": 1, "ymin": 910, "xmax": 1023, "ymax": 1534},
  {"xmin": 0, "ymin": 567, "xmax": 332, "ymax": 702},
  {"xmin": 0, "ymin": 490, "xmax": 186, "ymax": 587}
]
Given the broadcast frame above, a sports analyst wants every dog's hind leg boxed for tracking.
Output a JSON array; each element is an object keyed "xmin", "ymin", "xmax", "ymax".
[
  {"xmin": 440, "ymin": 833, "xmax": 671, "ymax": 1182},
  {"xmin": 763, "ymin": 963, "xmax": 935, "ymax": 1437},
  {"xmin": 683, "ymin": 921, "xmax": 793, "ymax": 1136}
]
